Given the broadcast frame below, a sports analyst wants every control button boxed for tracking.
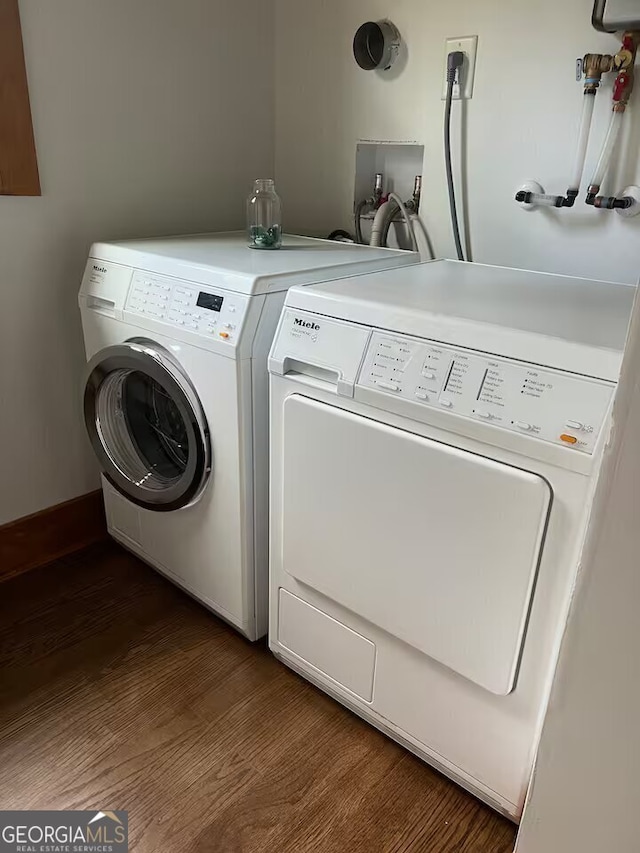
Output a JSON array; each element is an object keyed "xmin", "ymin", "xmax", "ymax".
[
  {"xmin": 228, "ymin": 306, "xmax": 237, "ymax": 313},
  {"xmin": 515, "ymin": 422, "xmax": 532, "ymax": 431},
  {"xmin": 439, "ymin": 400, "xmax": 453, "ymax": 408},
  {"xmin": 477, "ymin": 411, "xmax": 492, "ymax": 420},
  {"xmin": 422, "ymin": 371, "xmax": 436, "ymax": 379},
  {"xmin": 192, "ymin": 314, "xmax": 201, "ymax": 320},
  {"xmin": 566, "ymin": 420, "xmax": 583, "ymax": 430},
  {"xmin": 162, "ymin": 285, "xmax": 171, "ymax": 291},
  {"xmin": 560, "ymin": 434, "xmax": 578, "ymax": 445},
  {"xmin": 377, "ymin": 381, "xmax": 400, "ymax": 392},
  {"xmin": 219, "ymin": 331, "xmax": 230, "ymax": 339},
  {"xmin": 415, "ymin": 391, "xmax": 429, "ymax": 401},
  {"xmin": 223, "ymin": 322, "xmax": 235, "ymax": 330},
  {"xmin": 189, "ymin": 322, "xmax": 199, "ymax": 329}
]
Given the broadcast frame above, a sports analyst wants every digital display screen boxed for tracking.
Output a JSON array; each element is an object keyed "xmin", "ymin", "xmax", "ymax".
[{"xmin": 196, "ymin": 292, "xmax": 224, "ymax": 312}]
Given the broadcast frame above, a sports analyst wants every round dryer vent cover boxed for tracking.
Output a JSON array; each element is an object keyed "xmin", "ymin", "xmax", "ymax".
[{"xmin": 353, "ymin": 20, "xmax": 401, "ymax": 71}]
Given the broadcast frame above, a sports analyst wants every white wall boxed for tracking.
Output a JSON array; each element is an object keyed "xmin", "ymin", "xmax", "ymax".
[
  {"xmin": 5, "ymin": 1, "xmax": 640, "ymax": 527},
  {"xmin": 274, "ymin": 0, "xmax": 640, "ymax": 283},
  {"xmin": 515, "ymin": 293, "xmax": 640, "ymax": 851},
  {"xmin": 0, "ymin": 0, "xmax": 274, "ymax": 524}
]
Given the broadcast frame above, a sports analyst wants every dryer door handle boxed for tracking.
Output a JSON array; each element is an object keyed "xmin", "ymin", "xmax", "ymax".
[
  {"xmin": 86, "ymin": 295, "xmax": 117, "ymax": 317},
  {"xmin": 271, "ymin": 356, "xmax": 354, "ymax": 397},
  {"xmin": 282, "ymin": 356, "xmax": 340, "ymax": 384}
]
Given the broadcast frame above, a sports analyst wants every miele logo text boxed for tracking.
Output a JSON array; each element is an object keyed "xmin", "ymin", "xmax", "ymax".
[
  {"xmin": 293, "ymin": 318, "xmax": 320, "ymax": 331},
  {"xmin": 92, "ymin": 265, "xmax": 107, "ymax": 273}
]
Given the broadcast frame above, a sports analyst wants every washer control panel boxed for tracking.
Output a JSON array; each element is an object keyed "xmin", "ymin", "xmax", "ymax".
[
  {"xmin": 125, "ymin": 271, "xmax": 248, "ymax": 343},
  {"xmin": 358, "ymin": 332, "xmax": 615, "ymax": 453}
]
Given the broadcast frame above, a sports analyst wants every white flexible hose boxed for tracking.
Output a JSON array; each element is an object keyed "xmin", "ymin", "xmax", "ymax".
[
  {"xmin": 569, "ymin": 93, "xmax": 597, "ymax": 192},
  {"xmin": 370, "ymin": 196, "xmax": 419, "ymax": 251},
  {"xmin": 354, "ymin": 199, "xmax": 368, "ymax": 244},
  {"xmin": 369, "ymin": 200, "xmax": 393, "ymax": 247},
  {"xmin": 590, "ymin": 110, "xmax": 624, "ymax": 191},
  {"xmin": 387, "ymin": 193, "xmax": 419, "ymax": 253},
  {"xmin": 412, "ymin": 215, "xmax": 436, "ymax": 259},
  {"xmin": 522, "ymin": 192, "xmax": 565, "ymax": 207}
]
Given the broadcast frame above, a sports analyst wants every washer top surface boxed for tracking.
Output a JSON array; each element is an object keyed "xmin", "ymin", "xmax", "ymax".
[
  {"xmin": 285, "ymin": 260, "xmax": 636, "ymax": 379},
  {"xmin": 89, "ymin": 231, "xmax": 415, "ymax": 296}
]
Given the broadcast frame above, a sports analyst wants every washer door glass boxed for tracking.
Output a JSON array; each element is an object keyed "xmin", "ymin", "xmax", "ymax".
[{"xmin": 84, "ymin": 341, "xmax": 211, "ymax": 511}]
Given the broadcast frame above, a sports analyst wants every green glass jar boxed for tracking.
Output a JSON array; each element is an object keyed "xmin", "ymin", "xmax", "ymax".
[{"xmin": 247, "ymin": 179, "xmax": 282, "ymax": 249}]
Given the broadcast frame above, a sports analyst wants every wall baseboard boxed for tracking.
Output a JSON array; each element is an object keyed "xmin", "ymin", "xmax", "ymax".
[{"xmin": 0, "ymin": 490, "xmax": 107, "ymax": 583}]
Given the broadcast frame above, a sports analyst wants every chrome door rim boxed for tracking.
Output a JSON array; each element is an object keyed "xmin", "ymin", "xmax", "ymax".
[{"xmin": 84, "ymin": 340, "xmax": 211, "ymax": 511}]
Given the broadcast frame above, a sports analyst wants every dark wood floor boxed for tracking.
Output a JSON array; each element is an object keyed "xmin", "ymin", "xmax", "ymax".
[{"xmin": 0, "ymin": 542, "xmax": 516, "ymax": 853}]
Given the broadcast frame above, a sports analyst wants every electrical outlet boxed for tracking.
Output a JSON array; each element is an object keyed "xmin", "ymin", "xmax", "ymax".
[{"xmin": 441, "ymin": 35, "xmax": 478, "ymax": 100}]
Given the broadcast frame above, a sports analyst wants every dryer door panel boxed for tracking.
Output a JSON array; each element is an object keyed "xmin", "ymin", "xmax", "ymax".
[{"xmin": 280, "ymin": 394, "xmax": 551, "ymax": 695}]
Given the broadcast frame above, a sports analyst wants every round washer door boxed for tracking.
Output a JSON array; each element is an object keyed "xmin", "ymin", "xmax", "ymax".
[{"xmin": 83, "ymin": 340, "xmax": 211, "ymax": 511}]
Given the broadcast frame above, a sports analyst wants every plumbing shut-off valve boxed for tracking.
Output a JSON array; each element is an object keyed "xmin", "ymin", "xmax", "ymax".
[{"xmin": 515, "ymin": 32, "xmax": 640, "ymax": 216}]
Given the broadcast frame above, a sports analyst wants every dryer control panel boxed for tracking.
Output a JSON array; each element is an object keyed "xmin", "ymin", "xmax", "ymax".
[
  {"xmin": 358, "ymin": 332, "xmax": 615, "ymax": 453},
  {"xmin": 125, "ymin": 271, "xmax": 248, "ymax": 344}
]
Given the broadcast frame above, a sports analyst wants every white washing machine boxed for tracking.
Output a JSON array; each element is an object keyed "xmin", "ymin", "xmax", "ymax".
[
  {"xmin": 78, "ymin": 231, "xmax": 415, "ymax": 640},
  {"xmin": 268, "ymin": 260, "xmax": 635, "ymax": 818}
]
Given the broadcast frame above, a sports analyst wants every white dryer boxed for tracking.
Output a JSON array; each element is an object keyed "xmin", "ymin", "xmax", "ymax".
[
  {"xmin": 78, "ymin": 232, "xmax": 415, "ymax": 640},
  {"xmin": 268, "ymin": 260, "xmax": 635, "ymax": 818}
]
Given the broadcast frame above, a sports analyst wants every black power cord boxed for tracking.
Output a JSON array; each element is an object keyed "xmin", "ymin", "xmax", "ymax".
[{"xmin": 445, "ymin": 50, "xmax": 465, "ymax": 261}]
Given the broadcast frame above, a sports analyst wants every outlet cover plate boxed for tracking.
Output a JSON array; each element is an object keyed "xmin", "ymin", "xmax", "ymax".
[{"xmin": 442, "ymin": 35, "xmax": 478, "ymax": 100}]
